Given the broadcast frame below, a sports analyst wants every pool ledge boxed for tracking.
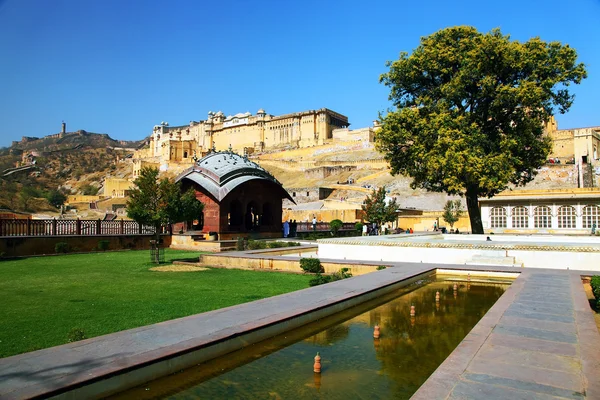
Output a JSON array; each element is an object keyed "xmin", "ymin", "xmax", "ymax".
[{"xmin": 412, "ymin": 268, "xmax": 600, "ymax": 399}]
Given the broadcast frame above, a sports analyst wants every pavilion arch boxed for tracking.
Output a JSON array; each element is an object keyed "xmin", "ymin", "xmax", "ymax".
[
  {"xmin": 558, "ymin": 205, "xmax": 576, "ymax": 228},
  {"xmin": 533, "ymin": 206, "xmax": 551, "ymax": 228},
  {"xmin": 245, "ymin": 201, "xmax": 261, "ymax": 231},
  {"xmin": 511, "ymin": 206, "xmax": 528, "ymax": 228}
]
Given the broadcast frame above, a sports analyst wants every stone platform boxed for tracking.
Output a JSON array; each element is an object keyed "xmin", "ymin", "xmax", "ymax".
[{"xmin": 0, "ymin": 263, "xmax": 598, "ymax": 399}]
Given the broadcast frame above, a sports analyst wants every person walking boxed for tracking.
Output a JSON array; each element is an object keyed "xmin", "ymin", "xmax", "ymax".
[
  {"xmin": 312, "ymin": 216, "xmax": 317, "ymax": 232},
  {"xmin": 283, "ymin": 220, "xmax": 290, "ymax": 238}
]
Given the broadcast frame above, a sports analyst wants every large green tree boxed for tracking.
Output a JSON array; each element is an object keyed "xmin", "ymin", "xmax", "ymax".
[
  {"xmin": 127, "ymin": 167, "xmax": 204, "ymax": 242},
  {"xmin": 377, "ymin": 26, "xmax": 587, "ymax": 234},
  {"xmin": 362, "ymin": 187, "xmax": 399, "ymax": 233}
]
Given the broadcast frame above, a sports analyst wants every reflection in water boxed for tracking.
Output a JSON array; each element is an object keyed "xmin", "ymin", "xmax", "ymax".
[{"xmin": 112, "ymin": 276, "xmax": 510, "ymax": 400}]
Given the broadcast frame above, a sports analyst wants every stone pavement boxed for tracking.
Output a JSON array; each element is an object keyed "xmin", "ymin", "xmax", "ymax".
[
  {"xmin": 0, "ymin": 263, "xmax": 598, "ymax": 399},
  {"xmin": 412, "ymin": 268, "xmax": 600, "ymax": 400}
]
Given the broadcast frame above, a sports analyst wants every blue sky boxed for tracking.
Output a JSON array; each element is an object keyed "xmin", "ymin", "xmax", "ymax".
[{"xmin": 0, "ymin": 0, "xmax": 599, "ymax": 147}]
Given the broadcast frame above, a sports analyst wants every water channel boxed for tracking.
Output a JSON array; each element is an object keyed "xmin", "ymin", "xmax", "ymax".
[{"xmin": 111, "ymin": 274, "xmax": 512, "ymax": 399}]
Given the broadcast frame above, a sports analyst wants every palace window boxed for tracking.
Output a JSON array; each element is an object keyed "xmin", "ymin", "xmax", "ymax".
[
  {"xmin": 533, "ymin": 206, "xmax": 552, "ymax": 228},
  {"xmin": 490, "ymin": 207, "xmax": 507, "ymax": 228},
  {"xmin": 511, "ymin": 206, "xmax": 528, "ymax": 228},
  {"xmin": 558, "ymin": 206, "xmax": 576, "ymax": 228},
  {"xmin": 582, "ymin": 205, "xmax": 600, "ymax": 228}
]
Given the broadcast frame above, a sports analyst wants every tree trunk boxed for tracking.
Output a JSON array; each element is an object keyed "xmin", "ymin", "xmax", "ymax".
[{"xmin": 466, "ymin": 188, "xmax": 484, "ymax": 234}]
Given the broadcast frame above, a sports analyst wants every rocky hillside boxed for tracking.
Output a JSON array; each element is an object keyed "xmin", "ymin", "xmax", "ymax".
[{"xmin": 0, "ymin": 131, "xmax": 139, "ymax": 215}]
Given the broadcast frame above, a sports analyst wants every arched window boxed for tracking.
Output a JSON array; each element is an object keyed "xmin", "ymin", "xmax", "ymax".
[
  {"xmin": 511, "ymin": 206, "xmax": 528, "ymax": 228},
  {"xmin": 558, "ymin": 206, "xmax": 576, "ymax": 228},
  {"xmin": 582, "ymin": 205, "xmax": 600, "ymax": 229},
  {"xmin": 534, "ymin": 206, "xmax": 551, "ymax": 228},
  {"xmin": 490, "ymin": 207, "xmax": 507, "ymax": 228}
]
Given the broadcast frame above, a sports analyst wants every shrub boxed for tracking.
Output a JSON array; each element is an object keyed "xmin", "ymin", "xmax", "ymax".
[
  {"xmin": 236, "ymin": 237, "xmax": 245, "ymax": 251},
  {"xmin": 330, "ymin": 267, "xmax": 352, "ymax": 281},
  {"xmin": 377, "ymin": 265, "xmax": 387, "ymax": 270},
  {"xmin": 67, "ymin": 328, "xmax": 86, "ymax": 343},
  {"xmin": 591, "ymin": 276, "xmax": 600, "ymax": 308},
  {"xmin": 247, "ymin": 240, "xmax": 267, "ymax": 250},
  {"xmin": 329, "ymin": 219, "xmax": 343, "ymax": 236},
  {"xmin": 355, "ymin": 222, "xmax": 363, "ymax": 233},
  {"xmin": 287, "ymin": 241, "xmax": 301, "ymax": 247},
  {"xmin": 97, "ymin": 240, "xmax": 110, "ymax": 251},
  {"xmin": 300, "ymin": 258, "xmax": 323, "ymax": 273},
  {"xmin": 309, "ymin": 273, "xmax": 332, "ymax": 286},
  {"xmin": 55, "ymin": 242, "xmax": 70, "ymax": 254},
  {"xmin": 267, "ymin": 241, "xmax": 287, "ymax": 248},
  {"xmin": 309, "ymin": 268, "xmax": 352, "ymax": 286}
]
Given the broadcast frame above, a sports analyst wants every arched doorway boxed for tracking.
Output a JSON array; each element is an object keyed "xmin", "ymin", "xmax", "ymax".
[{"xmin": 245, "ymin": 201, "xmax": 261, "ymax": 231}]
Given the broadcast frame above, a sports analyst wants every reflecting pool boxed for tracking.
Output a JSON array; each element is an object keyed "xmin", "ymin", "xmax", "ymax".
[{"xmin": 111, "ymin": 274, "xmax": 511, "ymax": 400}]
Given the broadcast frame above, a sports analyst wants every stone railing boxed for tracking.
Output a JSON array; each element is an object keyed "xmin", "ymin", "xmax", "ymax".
[{"xmin": 0, "ymin": 219, "xmax": 166, "ymax": 237}]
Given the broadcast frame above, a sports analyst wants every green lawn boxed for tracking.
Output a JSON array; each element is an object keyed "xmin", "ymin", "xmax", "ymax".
[{"xmin": 0, "ymin": 249, "xmax": 312, "ymax": 358}]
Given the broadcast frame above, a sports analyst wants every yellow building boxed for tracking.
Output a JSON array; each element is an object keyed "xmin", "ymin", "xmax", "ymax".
[
  {"xmin": 133, "ymin": 108, "xmax": 350, "ymax": 175},
  {"xmin": 103, "ymin": 178, "xmax": 135, "ymax": 198},
  {"xmin": 546, "ymin": 117, "xmax": 600, "ymax": 165}
]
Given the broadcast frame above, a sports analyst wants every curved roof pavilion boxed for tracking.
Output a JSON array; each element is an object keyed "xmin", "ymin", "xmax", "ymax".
[{"xmin": 175, "ymin": 151, "xmax": 294, "ymax": 203}]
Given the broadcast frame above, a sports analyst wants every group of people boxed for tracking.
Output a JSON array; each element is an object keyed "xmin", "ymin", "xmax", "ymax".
[{"xmin": 283, "ymin": 220, "xmax": 299, "ymax": 238}]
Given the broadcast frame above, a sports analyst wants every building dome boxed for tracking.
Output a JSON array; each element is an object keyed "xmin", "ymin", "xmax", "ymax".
[{"xmin": 257, "ymin": 108, "xmax": 266, "ymax": 115}]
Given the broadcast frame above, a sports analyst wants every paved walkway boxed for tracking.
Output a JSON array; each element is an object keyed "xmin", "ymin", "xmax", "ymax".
[
  {"xmin": 413, "ymin": 268, "xmax": 600, "ymax": 399},
  {"xmin": 0, "ymin": 263, "xmax": 598, "ymax": 399}
]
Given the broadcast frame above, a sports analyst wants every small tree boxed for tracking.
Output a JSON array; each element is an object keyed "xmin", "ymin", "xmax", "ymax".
[
  {"xmin": 127, "ymin": 167, "xmax": 204, "ymax": 261},
  {"xmin": 46, "ymin": 190, "xmax": 67, "ymax": 209},
  {"xmin": 329, "ymin": 219, "xmax": 343, "ymax": 236},
  {"xmin": 362, "ymin": 187, "xmax": 398, "ymax": 231},
  {"xmin": 442, "ymin": 200, "xmax": 463, "ymax": 229}
]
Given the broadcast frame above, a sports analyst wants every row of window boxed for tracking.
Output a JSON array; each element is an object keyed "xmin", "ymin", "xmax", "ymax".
[{"xmin": 490, "ymin": 205, "xmax": 600, "ymax": 228}]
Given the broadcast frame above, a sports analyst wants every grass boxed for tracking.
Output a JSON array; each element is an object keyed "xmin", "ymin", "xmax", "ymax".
[{"xmin": 0, "ymin": 249, "xmax": 312, "ymax": 358}]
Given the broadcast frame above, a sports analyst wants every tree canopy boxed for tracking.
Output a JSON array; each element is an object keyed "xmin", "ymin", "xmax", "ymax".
[
  {"xmin": 126, "ymin": 167, "xmax": 204, "ymax": 238},
  {"xmin": 362, "ymin": 187, "xmax": 398, "ymax": 231},
  {"xmin": 442, "ymin": 200, "xmax": 464, "ymax": 228},
  {"xmin": 377, "ymin": 26, "xmax": 587, "ymax": 233}
]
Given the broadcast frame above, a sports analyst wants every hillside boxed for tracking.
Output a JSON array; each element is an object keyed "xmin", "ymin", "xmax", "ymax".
[{"xmin": 0, "ymin": 131, "xmax": 137, "ymax": 216}]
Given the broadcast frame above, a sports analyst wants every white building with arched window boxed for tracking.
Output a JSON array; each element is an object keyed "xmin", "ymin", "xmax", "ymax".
[{"xmin": 480, "ymin": 188, "xmax": 600, "ymax": 234}]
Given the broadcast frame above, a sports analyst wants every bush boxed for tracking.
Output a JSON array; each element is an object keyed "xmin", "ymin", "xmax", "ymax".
[
  {"xmin": 377, "ymin": 265, "xmax": 387, "ymax": 270},
  {"xmin": 247, "ymin": 240, "xmax": 267, "ymax": 250},
  {"xmin": 287, "ymin": 241, "xmax": 301, "ymax": 247},
  {"xmin": 355, "ymin": 222, "xmax": 363, "ymax": 233},
  {"xmin": 591, "ymin": 276, "xmax": 600, "ymax": 308},
  {"xmin": 55, "ymin": 242, "xmax": 70, "ymax": 254},
  {"xmin": 329, "ymin": 219, "xmax": 343, "ymax": 236},
  {"xmin": 97, "ymin": 240, "xmax": 110, "ymax": 251},
  {"xmin": 236, "ymin": 237, "xmax": 245, "ymax": 251},
  {"xmin": 309, "ymin": 273, "xmax": 332, "ymax": 286},
  {"xmin": 266, "ymin": 241, "xmax": 286, "ymax": 248},
  {"xmin": 300, "ymin": 258, "xmax": 324, "ymax": 273},
  {"xmin": 309, "ymin": 268, "xmax": 352, "ymax": 286},
  {"xmin": 330, "ymin": 267, "xmax": 352, "ymax": 281},
  {"xmin": 67, "ymin": 328, "xmax": 86, "ymax": 343}
]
